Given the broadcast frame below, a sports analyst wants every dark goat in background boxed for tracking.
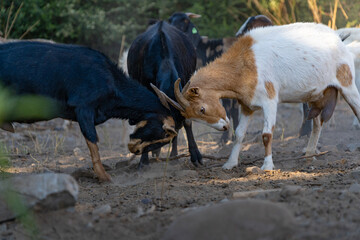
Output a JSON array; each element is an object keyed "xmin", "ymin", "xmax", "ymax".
[
  {"xmin": 0, "ymin": 41, "xmax": 177, "ymax": 182},
  {"xmin": 128, "ymin": 21, "xmax": 202, "ymax": 167}
]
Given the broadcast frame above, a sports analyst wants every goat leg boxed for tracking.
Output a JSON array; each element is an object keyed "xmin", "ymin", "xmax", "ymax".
[
  {"xmin": 184, "ymin": 120, "xmax": 203, "ymax": 166},
  {"xmin": 85, "ymin": 139, "xmax": 111, "ymax": 182}
]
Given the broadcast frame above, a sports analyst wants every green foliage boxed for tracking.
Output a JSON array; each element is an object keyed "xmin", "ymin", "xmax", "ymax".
[{"xmin": 0, "ymin": 0, "xmax": 359, "ymax": 61}]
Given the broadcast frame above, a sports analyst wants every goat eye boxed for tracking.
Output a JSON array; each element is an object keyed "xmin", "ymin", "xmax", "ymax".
[
  {"xmin": 200, "ymin": 107, "xmax": 205, "ymax": 114},
  {"xmin": 165, "ymin": 133, "xmax": 170, "ymax": 138}
]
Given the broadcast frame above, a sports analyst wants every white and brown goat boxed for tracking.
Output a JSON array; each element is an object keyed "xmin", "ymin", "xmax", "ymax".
[{"xmin": 153, "ymin": 22, "xmax": 360, "ymax": 170}]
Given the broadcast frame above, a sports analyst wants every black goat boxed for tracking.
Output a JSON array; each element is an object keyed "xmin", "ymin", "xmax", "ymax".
[
  {"xmin": 0, "ymin": 41, "xmax": 177, "ymax": 181},
  {"xmin": 127, "ymin": 21, "xmax": 202, "ymax": 167}
]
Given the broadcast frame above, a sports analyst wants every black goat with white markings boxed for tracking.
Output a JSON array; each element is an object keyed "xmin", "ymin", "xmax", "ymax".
[{"xmin": 0, "ymin": 41, "xmax": 177, "ymax": 181}]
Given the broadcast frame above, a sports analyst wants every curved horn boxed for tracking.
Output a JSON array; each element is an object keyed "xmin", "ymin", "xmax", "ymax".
[
  {"xmin": 150, "ymin": 83, "xmax": 185, "ymax": 112},
  {"xmin": 182, "ymin": 80, "xmax": 191, "ymax": 94},
  {"xmin": 174, "ymin": 79, "xmax": 190, "ymax": 108},
  {"xmin": 185, "ymin": 13, "xmax": 201, "ymax": 19}
]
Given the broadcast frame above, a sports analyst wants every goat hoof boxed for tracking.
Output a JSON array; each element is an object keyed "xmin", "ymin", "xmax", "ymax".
[
  {"xmin": 260, "ymin": 163, "xmax": 274, "ymax": 171},
  {"xmin": 98, "ymin": 172, "xmax": 112, "ymax": 182},
  {"xmin": 222, "ymin": 162, "xmax": 237, "ymax": 170}
]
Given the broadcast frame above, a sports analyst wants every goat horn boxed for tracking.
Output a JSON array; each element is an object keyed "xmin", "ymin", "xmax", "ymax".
[
  {"xmin": 174, "ymin": 79, "xmax": 190, "ymax": 109},
  {"xmin": 182, "ymin": 80, "xmax": 191, "ymax": 94},
  {"xmin": 150, "ymin": 83, "xmax": 185, "ymax": 112},
  {"xmin": 185, "ymin": 13, "xmax": 201, "ymax": 19}
]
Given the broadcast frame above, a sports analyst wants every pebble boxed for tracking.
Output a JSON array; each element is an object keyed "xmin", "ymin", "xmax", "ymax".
[
  {"xmin": 350, "ymin": 167, "xmax": 360, "ymax": 181},
  {"xmin": 348, "ymin": 183, "xmax": 360, "ymax": 193},
  {"xmin": 245, "ymin": 166, "xmax": 265, "ymax": 175},
  {"xmin": 73, "ymin": 147, "xmax": 85, "ymax": 161},
  {"xmin": 92, "ymin": 204, "xmax": 111, "ymax": 217}
]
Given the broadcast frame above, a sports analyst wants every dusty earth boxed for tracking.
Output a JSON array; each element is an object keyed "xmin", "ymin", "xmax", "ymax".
[{"xmin": 1, "ymin": 99, "xmax": 360, "ymax": 240}]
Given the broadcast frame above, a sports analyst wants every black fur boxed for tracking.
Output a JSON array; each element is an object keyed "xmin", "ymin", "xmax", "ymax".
[
  {"xmin": 128, "ymin": 21, "xmax": 203, "ymax": 166},
  {"xmin": 0, "ymin": 41, "xmax": 173, "ymax": 152}
]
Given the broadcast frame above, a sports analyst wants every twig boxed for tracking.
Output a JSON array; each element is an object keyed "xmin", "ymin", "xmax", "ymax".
[{"xmin": 276, "ymin": 151, "xmax": 329, "ymax": 162}]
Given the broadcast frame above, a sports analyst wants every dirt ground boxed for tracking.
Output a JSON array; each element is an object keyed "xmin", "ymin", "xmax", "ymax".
[{"xmin": 1, "ymin": 98, "xmax": 360, "ymax": 240}]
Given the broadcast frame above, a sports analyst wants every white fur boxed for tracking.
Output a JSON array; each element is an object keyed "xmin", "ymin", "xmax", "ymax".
[
  {"xmin": 261, "ymin": 155, "xmax": 274, "ymax": 170},
  {"xmin": 118, "ymin": 49, "xmax": 135, "ymax": 148},
  {"xmin": 337, "ymin": 28, "xmax": 360, "ymax": 128},
  {"xmin": 222, "ymin": 23, "xmax": 360, "ymax": 170},
  {"xmin": 191, "ymin": 117, "xmax": 230, "ymax": 131}
]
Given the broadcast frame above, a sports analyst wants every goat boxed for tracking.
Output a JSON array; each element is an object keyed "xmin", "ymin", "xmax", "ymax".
[
  {"xmin": 336, "ymin": 27, "xmax": 360, "ymax": 128},
  {"xmin": 237, "ymin": 15, "xmax": 315, "ymax": 138},
  {"xmin": 127, "ymin": 20, "xmax": 202, "ymax": 167},
  {"xmin": 168, "ymin": 12, "xmax": 237, "ymax": 143},
  {"xmin": 154, "ymin": 22, "xmax": 360, "ymax": 171},
  {"xmin": 169, "ymin": 13, "xmax": 276, "ymax": 143},
  {"xmin": 0, "ymin": 41, "xmax": 177, "ymax": 181}
]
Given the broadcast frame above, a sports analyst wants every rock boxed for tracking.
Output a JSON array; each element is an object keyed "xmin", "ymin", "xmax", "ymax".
[
  {"xmin": 350, "ymin": 167, "xmax": 360, "ymax": 181},
  {"xmin": 92, "ymin": 204, "xmax": 111, "ymax": 217},
  {"xmin": 0, "ymin": 173, "xmax": 78, "ymax": 222},
  {"xmin": 115, "ymin": 160, "xmax": 129, "ymax": 169},
  {"xmin": 161, "ymin": 199, "xmax": 295, "ymax": 240},
  {"xmin": 336, "ymin": 143, "xmax": 347, "ymax": 151},
  {"xmin": 233, "ymin": 189, "xmax": 281, "ymax": 199},
  {"xmin": 245, "ymin": 166, "xmax": 265, "ymax": 175},
  {"xmin": 141, "ymin": 198, "xmax": 152, "ymax": 205},
  {"xmin": 348, "ymin": 183, "xmax": 360, "ymax": 193},
  {"xmin": 280, "ymin": 185, "xmax": 303, "ymax": 198},
  {"xmin": 345, "ymin": 143, "xmax": 360, "ymax": 152}
]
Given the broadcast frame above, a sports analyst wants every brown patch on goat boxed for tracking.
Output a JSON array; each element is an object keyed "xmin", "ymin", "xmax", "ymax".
[
  {"xmin": 307, "ymin": 87, "xmax": 338, "ymax": 124},
  {"xmin": 265, "ymin": 81, "xmax": 276, "ymax": 99},
  {"xmin": 262, "ymin": 133, "xmax": 273, "ymax": 157},
  {"xmin": 336, "ymin": 64, "xmax": 352, "ymax": 87},
  {"xmin": 182, "ymin": 35, "xmax": 257, "ymax": 125}
]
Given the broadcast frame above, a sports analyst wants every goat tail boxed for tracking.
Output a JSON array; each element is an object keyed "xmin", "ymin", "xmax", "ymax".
[{"xmin": 345, "ymin": 41, "xmax": 360, "ymax": 59}]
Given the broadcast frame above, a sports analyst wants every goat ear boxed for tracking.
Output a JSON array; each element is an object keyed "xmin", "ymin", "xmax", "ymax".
[
  {"xmin": 185, "ymin": 13, "xmax": 201, "ymax": 19},
  {"xmin": 187, "ymin": 87, "xmax": 200, "ymax": 97},
  {"xmin": 150, "ymin": 83, "xmax": 185, "ymax": 112}
]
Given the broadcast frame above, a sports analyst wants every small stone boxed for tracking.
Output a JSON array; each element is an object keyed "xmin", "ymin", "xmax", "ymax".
[
  {"xmin": 280, "ymin": 185, "xmax": 303, "ymax": 198},
  {"xmin": 92, "ymin": 204, "xmax": 111, "ymax": 217},
  {"xmin": 350, "ymin": 167, "xmax": 360, "ymax": 181},
  {"xmin": 245, "ymin": 166, "xmax": 265, "ymax": 175},
  {"xmin": 115, "ymin": 160, "xmax": 129, "ymax": 169},
  {"xmin": 0, "ymin": 223, "xmax": 7, "ymax": 232},
  {"xmin": 346, "ymin": 143, "xmax": 360, "ymax": 152},
  {"xmin": 349, "ymin": 183, "xmax": 360, "ymax": 193},
  {"xmin": 141, "ymin": 198, "xmax": 152, "ymax": 205},
  {"xmin": 73, "ymin": 147, "xmax": 85, "ymax": 161},
  {"xmin": 336, "ymin": 143, "xmax": 347, "ymax": 151}
]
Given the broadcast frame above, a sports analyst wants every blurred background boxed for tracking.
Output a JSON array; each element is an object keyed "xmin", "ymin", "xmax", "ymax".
[{"xmin": 1, "ymin": 0, "xmax": 359, "ymax": 62}]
